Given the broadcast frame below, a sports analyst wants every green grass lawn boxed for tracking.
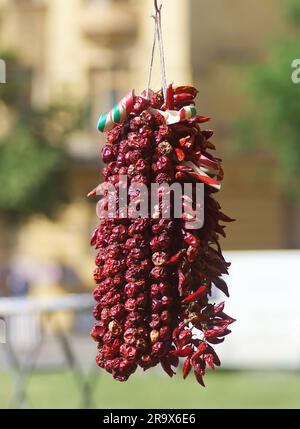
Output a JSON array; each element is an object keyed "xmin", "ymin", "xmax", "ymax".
[{"xmin": 1, "ymin": 369, "xmax": 300, "ymax": 409}]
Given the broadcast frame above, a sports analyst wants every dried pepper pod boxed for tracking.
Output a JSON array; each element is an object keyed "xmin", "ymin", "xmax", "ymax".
[{"xmin": 90, "ymin": 84, "xmax": 235, "ymax": 385}]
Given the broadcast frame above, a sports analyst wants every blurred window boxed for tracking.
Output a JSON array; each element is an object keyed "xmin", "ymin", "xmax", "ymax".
[{"xmin": 88, "ymin": 66, "xmax": 128, "ymax": 132}]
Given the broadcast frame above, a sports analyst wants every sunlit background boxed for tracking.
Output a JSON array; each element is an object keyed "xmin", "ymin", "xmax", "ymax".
[{"xmin": 0, "ymin": 0, "xmax": 300, "ymax": 409}]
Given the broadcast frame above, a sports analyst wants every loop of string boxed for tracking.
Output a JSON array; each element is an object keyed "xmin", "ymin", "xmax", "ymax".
[{"xmin": 146, "ymin": 1, "xmax": 167, "ymax": 101}]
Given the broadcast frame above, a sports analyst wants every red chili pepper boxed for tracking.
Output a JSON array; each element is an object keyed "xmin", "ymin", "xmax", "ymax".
[
  {"xmin": 202, "ymin": 130, "xmax": 214, "ymax": 140},
  {"xmin": 166, "ymin": 250, "xmax": 184, "ymax": 265},
  {"xmin": 165, "ymin": 83, "xmax": 174, "ymax": 110},
  {"xmin": 218, "ymin": 312, "xmax": 236, "ymax": 325},
  {"xmin": 182, "ymin": 231, "xmax": 200, "ymax": 247},
  {"xmin": 213, "ymin": 277, "xmax": 230, "ymax": 297},
  {"xmin": 179, "ymin": 135, "xmax": 194, "ymax": 150},
  {"xmin": 168, "ymin": 353, "xmax": 179, "ymax": 368},
  {"xmin": 182, "ymin": 358, "xmax": 192, "ymax": 379},
  {"xmin": 194, "ymin": 370, "xmax": 205, "ymax": 387},
  {"xmin": 173, "ymin": 85, "xmax": 198, "ymax": 98},
  {"xmin": 87, "ymin": 188, "xmax": 97, "ymax": 198},
  {"xmin": 205, "ymin": 327, "xmax": 231, "ymax": 339},
  {"xmin": 190, "ymin": 342, "xmax": 207, "ymax": 368},
  {"xmin": 206, "ymin": 337, "xmax": 225, "ymax": 345},
  {"xmin": 160, "ymin": 357, "xmax": 176, "ymax": 378},
  {"xmin": 175, "ymin": 148, "xmax": 186, "ymax": 161},
  {"xmin": 170, "ymin": 346, "xmax": 193, "ymax": 357},
  {"xmin": 198, "ymin": 341, "xmax": 207, "ymax": 354},
  {"xmin": 90, "ymin": 228, "xmax": 98, "ymax": 246},
  {"xmin": 196, "ymin": 116, "xmax": 211, "ymax": 124},
  {"xmin": 204, "ymin": 353, "xmax": 215, "ymax": 370},
  {"xmin": 174, "ymin": 93, "xmax": 195, "ymax": 104},
  {"xmin": 175, "ymin": 165, "xmax": 221, "ymax": 188},
  {"xmin": 213, "ymin": 301, "xmax": 225, "ymax": 314},
  {"xmin": 215, "ymin": 223, "xmax": 226, "ymax": 238},
  {"xmin": 172, "ymin": 322, "xmax": 187, "ymax": 340},
  {"xmin": 213, "ymin": 319, "xmax": 231, "ymax": 328},
  {"xmin": 175, "ymin": 171, "xmax": 189, "ymax": 181},
  {"xmin": 183, "ymin": 285, "xmax": 206, "ymax": 303},
  {"xmin": 205, "ymin": 345, "xmax": 221, "ymax": 367},
  {"xmin": 218, "ymin": 211, "xmax": 236, "ymax": 223}
]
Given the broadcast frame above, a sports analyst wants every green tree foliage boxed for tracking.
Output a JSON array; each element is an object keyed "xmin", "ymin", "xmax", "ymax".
[
  {"xmin": 236, "ymin": 0, "xmax": 300, "ymax": 195},
  {"xmin": 0, "ymin": 51, "xmax": 83, "ymax": 221},
  {"xmin": 286, "ymin": 0, "xmax": 300, "ymax": 25}
]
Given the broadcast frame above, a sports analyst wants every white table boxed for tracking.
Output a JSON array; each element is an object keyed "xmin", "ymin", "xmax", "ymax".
[{"xmin": 0, "ymin": 294, "xmax": 96, "ymax": 409}]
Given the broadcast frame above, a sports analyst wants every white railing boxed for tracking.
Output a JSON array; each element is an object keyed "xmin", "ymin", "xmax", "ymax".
[{"xmin": 218, "ymin": 250, "xmax": 300, "ymax": 369}]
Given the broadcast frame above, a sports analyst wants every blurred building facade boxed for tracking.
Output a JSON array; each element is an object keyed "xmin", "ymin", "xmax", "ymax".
[{"xmin": 0, "ymin": 0, "xmax": 297, "ymax": 293}]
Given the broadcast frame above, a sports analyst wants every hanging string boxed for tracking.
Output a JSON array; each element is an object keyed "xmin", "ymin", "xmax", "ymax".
[
  {"xmin": 146, "ymin": 13, "xmax": 158, "ymax": 99},
  {"xmin": 156, "ymin": 3, "xmax": 167, "ymax": 100},
  {"xmin": 146, "ymin": 0, "xmax": 167, "ymax": 100}
]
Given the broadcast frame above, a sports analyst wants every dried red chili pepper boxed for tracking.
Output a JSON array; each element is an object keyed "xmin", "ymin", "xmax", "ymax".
[
  {"xmin": 182, "ymin": 285, "xmax": 206, "ymax": 303},
  {"xmin": 173, "ymin": 85, "xmax": 198, "ymax": 98},
  {"xmin": 182, "ymin": 358, "xmax": 192, "ymax": 379},
  {"xmin": 165, "ymin": 83, "xmax": 174, "ymax": 110},
  {"xmin": 170, "ymin": 346, "xmax": 193, "ymax": 357},
  {"xmin": 175, "ymin": 148, "xmax": 186, "ymax": 161},
  {"xmin": 90, "ymin": 84, "xmax": 234, "ymax": 386}
]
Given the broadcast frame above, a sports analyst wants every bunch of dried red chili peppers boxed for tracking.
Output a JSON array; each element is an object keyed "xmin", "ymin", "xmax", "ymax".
[{"xmin": 90, "ymin": 84, "xmax": 235, "ymax": 386}]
